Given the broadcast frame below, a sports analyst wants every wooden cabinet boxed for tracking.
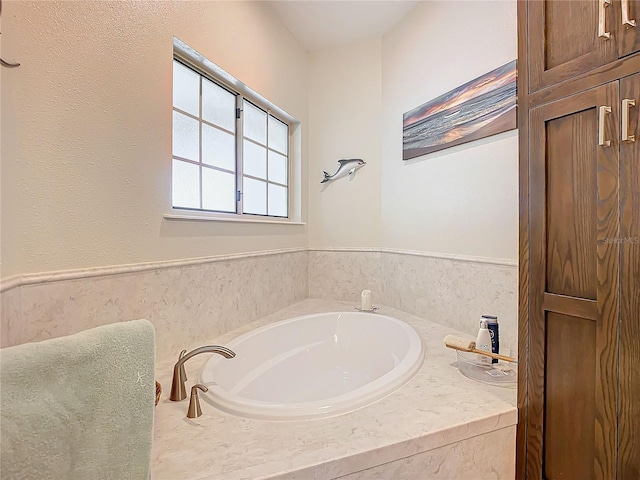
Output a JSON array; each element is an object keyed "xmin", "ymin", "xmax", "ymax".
[
  {"xmin": 528, "ymin": 0, "xmax": 640, "ymax": 92},
  {"xmin": 619, "ymin": 72, "xmax": 640, "ymax": 479},
  {"xmin": 528, "ymin": 79, "xmax": 627, "ymax": 480},
  {"xmin": 519, "ymin": 1, "xmax": 640, "ymax": 479},
  {"xmin": 620, "ymin": 1, "xmax": 640, "ymax": 57}
]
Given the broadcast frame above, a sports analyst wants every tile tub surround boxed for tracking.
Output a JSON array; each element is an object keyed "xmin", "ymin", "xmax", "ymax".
[
  {"xmin": 336, "ymin": 426, "xmax": 515, "ymax": 480},
  {"xmin": 309, "ymin": 249, "xmax": 518, "ymax": 351},
  {"xmin": 381, "ymin": 251, "xmax": 518, "ymax": 352},
  {"xmin": 1, "ymin": 247, "xmax": 516, "ymax": 357},
  {"xmin": 151, "ymin": 299, "xmax": 517, "ymax": 480},
  {"xmin": 0, "ymin": 250, "xmax": 308, "ymax": 361},
  {"xmin": 308, "ymin": 249, "xmax": 382, "ymax": 302}
]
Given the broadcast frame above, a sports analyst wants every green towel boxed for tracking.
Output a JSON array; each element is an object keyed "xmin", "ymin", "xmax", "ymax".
[{"xmin": 0, "ymin": 319, "xmax": 155, "ymax": 480}]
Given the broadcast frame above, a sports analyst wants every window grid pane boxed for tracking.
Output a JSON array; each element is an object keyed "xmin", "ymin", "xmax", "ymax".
[
  {"xmin": 243, "ymin": 177, "xmax": 267, "ymax": 215},
  {"xmin": 268, "ymin": 183, "xmax": 288, "ymax": 217},
  {"xmin": 202, "ymin": 167, "xmax": 236, "ymax": 213},
  {"xmin": 173, "ymin": 57, "xmax": 290, "ymax": 218},
  {"xmin": 243, "ymin": 140, "xmax": 267, "ymax": 180},
  {"xmin": 268, "ymin": 150, "xmax": 288, "ymax": 186},
  {"xmin": 243, "ymin": 100, "xmax": 267, "ymax": 145},
  {"xmin": 202, "ymin": 78, "xmax": 236, "ymax": 133},
  {"xmin": 268, "ymin": 115, "xmax": 288, "ymax": 155},
  {"xmin": 173, "ymin": 60, "xmax": 200, "ymax": 117},
  {"xmin": 172, "ymin": 159, "xmax": 200, "ymax": 209},
  {"xmin": 202, "ymin": 124, "xmax": 236, "ymax": 172}
]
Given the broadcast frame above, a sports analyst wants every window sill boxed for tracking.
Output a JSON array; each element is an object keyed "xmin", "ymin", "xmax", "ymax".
[{"xmin": 163, "ymin": 213, "xmax": 306, "ymax": 225}]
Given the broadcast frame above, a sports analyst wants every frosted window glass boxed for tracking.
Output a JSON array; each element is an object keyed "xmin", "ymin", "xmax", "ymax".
[
  {"xmin": 173, "ymin": 61, "xmax": 200, "ymax": 116},
  {"xmin": 202, "ymin": 79, "xmax": 236, "ymax": 133},
  {"xmin": 202, "ymin": 168, "xmax": 236, "ymax": 213},
  {"xmin": 172, "ymin": 160, "xmax": 200, "ymax": 208},
  {"xmin": 268, "ymin": 151, "xmax": 287, "ymax": 185},
  {"xmin": 173, "ymin": 111, "xmax": 199, "ymax": 161},
  {"xmin": 268, "ymin": 184, "xmax": 288, "ymax": 217},
  {"xmin": 243, "ymin": 177, "xmax": 266, "ymax": 215},
  {"xmin": 202, "ymin": 124, "xmax": 235, "ymax": 172},
  {"xmin": 243, "ymin": 140, "xmax": 267, "ymax": 179},
  {"xmin": 268, "ymin": 116, "xmax": 288, "ymax": 154},
  {"xmin": 243, "ymin": 100, "xmax": 266, "ymax": 144}
]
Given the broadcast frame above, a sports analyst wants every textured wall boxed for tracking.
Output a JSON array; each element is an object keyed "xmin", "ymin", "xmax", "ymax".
[
  {"xmin": 1, "ymin": 0, "xmax": 308, "ymax": 278},
  {"xmin": 305, "ymin": 1, "xmax": 517, "ymax": 261},
  {"xmin": 381, "ymin": 1, "xmax": 518, "ymax": 260},
  {"xmin": 307, "ymin": 38, "xmax": 382, "ymax": 248}
]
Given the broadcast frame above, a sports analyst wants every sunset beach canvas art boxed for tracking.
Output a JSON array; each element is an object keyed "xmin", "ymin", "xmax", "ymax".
[{"xmin": 402, "ymin": 60, "xmax": 517, "ymax": 160}]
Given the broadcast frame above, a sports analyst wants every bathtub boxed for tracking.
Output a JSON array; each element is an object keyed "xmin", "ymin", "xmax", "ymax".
[{"xmin": 200, "ymin": 311, "xmax": 425, "ymax": 420}]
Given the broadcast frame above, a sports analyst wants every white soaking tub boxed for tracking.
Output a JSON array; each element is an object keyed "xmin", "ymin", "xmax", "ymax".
[{"xmin": 200, "ymin": 311, "xmax": 425, "ymax": 420}]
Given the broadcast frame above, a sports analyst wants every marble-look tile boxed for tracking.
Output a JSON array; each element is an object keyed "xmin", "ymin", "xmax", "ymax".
[
  {"xmin": 0, "ymin": 287, "xmax": 22, "ymax": 349},
  {"xmin": 308, "ymin": 251, "xmax": 381, "ymax": 304},
  {"xmin": 381, "ymin": 252, "xmax": 518, "ymax": 352},
  {"xmin": 8, "ymin": 251, "xmax": 308, "ymax": 361},
  {"xmin": 335, "ymin": 426, "xmax": 516, "ymax": 480},
  {"xmin": 151, "ymin": 299, "xmax": 517, "ymax": 480}
]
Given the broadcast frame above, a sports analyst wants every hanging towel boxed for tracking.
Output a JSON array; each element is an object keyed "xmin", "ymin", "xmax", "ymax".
[{"xmin": 0, "ymin": 319, "xmax": 155, "ymax": 480}]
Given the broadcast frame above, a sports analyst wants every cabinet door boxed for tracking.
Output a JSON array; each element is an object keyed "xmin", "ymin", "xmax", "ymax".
[
  {"xmin": 529, "ymin": 0, "xmax": 618, "ymax": 92},
  {"xmin": 619, "ymin": 72, "xmax": 640, "ymax": 480},
  {"xmin": 619, "ymin": 0, "xmax": 640, "ymax": 56},
  {"xmin": 528, "ymin": 82, "xmax": 620, "ymax": 479}
]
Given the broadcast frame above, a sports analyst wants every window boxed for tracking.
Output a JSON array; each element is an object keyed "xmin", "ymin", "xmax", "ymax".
[{"xmin": 171, "ymin": 58, "xmax": 290, "ymax": 218}]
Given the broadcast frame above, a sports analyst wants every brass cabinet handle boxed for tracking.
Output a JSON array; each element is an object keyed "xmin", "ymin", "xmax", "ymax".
[
  {"xmin": 622, "ymin": 99, "xmax": 636, "ymax": 142},
  {"xmin": 622, "ymin": 0, "xmax": 637, "ymax": 27},
  {"xmin": 599, "ymin": 0, "xmax": 612, "ymax": 39},
  {"xmin": 599, "ymin": 106, "xmax": 612, "ymax": 146}
]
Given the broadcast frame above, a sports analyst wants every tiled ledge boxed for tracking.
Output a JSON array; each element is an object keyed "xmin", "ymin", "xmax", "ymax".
[
  {"xmin": 1, "ymin": 247, "xmax": 517, "ymax": 293},
  {"xmin": 308, "ymin": 247, "xmax": 517, "ymax": 268},
  {"xmin": 0, "ymin": 248, "xmax": 308, "ymax": 293}
]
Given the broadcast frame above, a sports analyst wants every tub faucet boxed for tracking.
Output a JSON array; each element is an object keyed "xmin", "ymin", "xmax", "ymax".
[{"xmin": 169, "ymin": 345, "xmax": 236, "ymax": 401}]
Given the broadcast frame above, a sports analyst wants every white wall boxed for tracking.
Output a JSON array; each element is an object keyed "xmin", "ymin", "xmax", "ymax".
[
  {"xmin": 381, "ymin": 1, "xmax": 518, "ymax": 261},
  {"xmin": 2, "ymin": 0, "xmax": 518, "ymax": 280},
  {"xmin": 1, "ymin": 0, "xmax": 308, "ymax": 278},
  {"xmin": 307, "ymin": 38, "xmax": 382, "ymax": 248},
  {"xmin": 307, "ymin": 1, "xmax": 517, "ymax": 260}
]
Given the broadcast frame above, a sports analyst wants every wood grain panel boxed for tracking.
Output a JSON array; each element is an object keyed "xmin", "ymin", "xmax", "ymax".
[
  {"xmin": 528, "ymin": 82, "xmax": 620, "ymax": 480},
  {"xmin": 545, "ymin": 109, "xmax": 598, "ymax": 299},
  {"xmin": 619, "ymin": 72, "xmax": 640, "ymax": 480},
  {"xmin": 543, "ymin": 292, "xmax": 598, "ymax": 320},
  {"xmin": 529, "ymin": 53, "xmax": 640, "ymax": 109},
  {"xmin": 544, "ymin": 312, "xmax": 596, "ymax": 480},
  {"xmin": 619, "ymin": 0, "xmax": 640, "ymax": 58},
  {"xmin": 545, "ymin": 0, "xmax": 598, "ymax": 69},
  {"xmin": 529, "ymin": 0, "xmax": 618, "ymax": 92},
  {"xmin": 593, "ymin": 81, "xmax": 620, "ymax": 480},
  {"xmin": 528, "ymin": 103, "xmax": 549, "ymax": 480},
  {"xmin": 516, "ymin": 2, "xmax": 530, "ymax": 477}
]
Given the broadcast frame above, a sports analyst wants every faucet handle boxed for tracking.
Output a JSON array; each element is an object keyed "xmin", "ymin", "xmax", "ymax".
[
  {"xmin": 187, "ymin": 384, "xmax": 208, "ymax": 418},
  {"xmin": 178, "ymin": 349, "xmax": 188, "ymax": 381}
]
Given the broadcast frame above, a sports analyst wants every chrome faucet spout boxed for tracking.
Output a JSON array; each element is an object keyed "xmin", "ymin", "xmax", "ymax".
[{"xmin": 169, "ymin": 345, "xmax": 236, "ymax": 401}]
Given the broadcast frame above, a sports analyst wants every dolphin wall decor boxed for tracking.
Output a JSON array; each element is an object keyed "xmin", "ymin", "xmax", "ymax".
[{"xmin": 321, "ymin": 159, "xmax": 366, "ymax": 184}]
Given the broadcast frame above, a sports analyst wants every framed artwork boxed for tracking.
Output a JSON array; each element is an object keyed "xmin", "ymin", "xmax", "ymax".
[{"xmin": 402, "ymin": 60, "xmax": 517, "ymax": 160}]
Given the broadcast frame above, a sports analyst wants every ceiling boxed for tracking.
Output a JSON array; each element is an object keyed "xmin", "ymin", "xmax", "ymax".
[{"xmin": 265, "ymin": 1, "xmax": 420, "ymax": 52}]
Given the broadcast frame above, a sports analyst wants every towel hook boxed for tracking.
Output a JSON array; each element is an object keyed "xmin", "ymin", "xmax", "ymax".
[
  {"xmin": 0, "ymin": 0, "xmax": 19, "ymax": 67},
  {"xmin": 1, "ymin": 58, "xmax": 20, "ymax": 68}
]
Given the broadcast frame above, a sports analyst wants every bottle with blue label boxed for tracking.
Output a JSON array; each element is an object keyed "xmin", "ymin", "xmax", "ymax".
[{"xmin": 481, "ymin": 315, "xmax": 499, "ymax": 364}]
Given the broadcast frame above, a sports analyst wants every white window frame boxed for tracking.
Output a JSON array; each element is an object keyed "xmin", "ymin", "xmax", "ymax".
[{"xmin": 167, "ymin": 37, "xmax": 302, "ymax": 224}]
